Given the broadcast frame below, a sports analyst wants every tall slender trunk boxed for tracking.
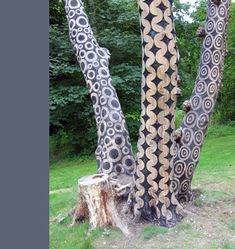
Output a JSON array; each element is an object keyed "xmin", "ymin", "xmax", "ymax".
[
  {"xmin": 172, "ymin": 0, "xmax": 231, "ymax": 202},
  {"xmin": 64, "ymin": 0, "xmax": 136, "ymax": 177},
  {"xmin": 134, "ymin": 0, "xmax": 183, "ymax": 227}
]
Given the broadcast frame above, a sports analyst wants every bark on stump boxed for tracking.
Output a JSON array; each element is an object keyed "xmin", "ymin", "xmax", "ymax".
[{"xmin": 75, "ymin": 173, "xmax": 131, "ymax": 236}]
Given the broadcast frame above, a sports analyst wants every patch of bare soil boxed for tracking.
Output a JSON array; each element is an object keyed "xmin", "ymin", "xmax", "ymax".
[{"xmin": 93, "ymin": 194, "xmax": 235, "ymax": 249}]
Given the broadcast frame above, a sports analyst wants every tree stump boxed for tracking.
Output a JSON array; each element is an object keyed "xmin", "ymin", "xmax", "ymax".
[{"xmin": 74, "ymin": 173, "xmax": 132, "ymax": 236}]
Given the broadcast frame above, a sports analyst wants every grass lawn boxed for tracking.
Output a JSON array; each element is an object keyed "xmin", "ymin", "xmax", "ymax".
[{"xmin": 50, "ymin": 124, "xmax": 235, "ymax": 249}]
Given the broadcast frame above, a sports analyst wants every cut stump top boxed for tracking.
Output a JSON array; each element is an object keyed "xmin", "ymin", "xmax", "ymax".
[{"xmin": 78, "ymin": 173, "xmax": 109, "ymax": 186}]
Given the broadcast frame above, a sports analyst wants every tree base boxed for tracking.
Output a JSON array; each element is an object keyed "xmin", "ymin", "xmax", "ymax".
[{"xmin": 177, "ymin": 190, "xmax": 194, "ymax": 203}]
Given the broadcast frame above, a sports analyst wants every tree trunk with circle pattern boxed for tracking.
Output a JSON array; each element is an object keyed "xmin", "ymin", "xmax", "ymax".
[
  {"xmin": 64, "ymin": 0, "xmax": 136, "ymax": 177},
  {"xmin": 134, "ymin": 0, "xmax": 184, "ymax": 227},
  {"xmin": 172, "ymin": 0, "xmax": 231, "ymax": 203}
]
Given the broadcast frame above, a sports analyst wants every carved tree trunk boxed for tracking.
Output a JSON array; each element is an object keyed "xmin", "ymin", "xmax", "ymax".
[
  {"xmin": 134, "ymin": 0, "xmax": 184, "ymax": 227},
  {"xmin": 64, "ymin": 0, "xmax": 136, "ymax": 177},
  {"xmin": 172, "ymin": 0, "xmax": 231, "ymax": 203}
]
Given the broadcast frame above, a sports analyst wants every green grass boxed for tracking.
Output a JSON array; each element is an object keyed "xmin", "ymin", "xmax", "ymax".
[
  {"xmin": 50, "ymin": 159, "xmax": 98, "ymax": 248},
  {"xmin": 194, "ymin": 190, "xmax": 232, "ymax": 207},
  {"xmin": 227, "ymin": 218, "xmax": 235, "ymax": 231},
  {"xmin": 50, "ymin": 191, "xmax": 77, "ymax": 218},
  {"xmin": 50, "ymin": 158, "xmax": 97, "ymax": 191},
  {"xmin": 210, "ymin": 240, "xmax": 235, "ymax": 249},
  {"xmin": 50, "ymin": 220, "xmax": 103, "ymax": 249},
  {"xmin": 193, "ymin": 125, "xmax": 235, "ymax": 186},
  {"xmin": 222, "ymin": 240, "xmax": 235, "ymax": 249},
  {"xmin": 142, "ymin": 224, "xmax": 169, "ymax": 240},
  {"xmin": 142, "ymin": 219, "xmax": 193, "ymax": 240},
  {"xmin": 50, "ymin": 124, "xmax": 235, "ymax": 249},
  {"xmin": 174, "ymin": 219, "xmax": 192, "ymax": 232}
]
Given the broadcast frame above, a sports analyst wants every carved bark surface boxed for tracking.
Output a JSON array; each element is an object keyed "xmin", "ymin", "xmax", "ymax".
[
  {"xmin": 172, "ymin": 0, "xmax": 231, "ymax": 202},
  {"xmin": 64, "ymin": 0, "xmax": 135, "ymax": 177},
  {"xmin": 134, "ymin": 0, "xmax": 183, "ymax": 227}
]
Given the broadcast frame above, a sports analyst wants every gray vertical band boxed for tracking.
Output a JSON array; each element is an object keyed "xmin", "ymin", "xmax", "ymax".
[{"xmin": 0, "ymin": 0, "xmax": 49, "ymax": 248}]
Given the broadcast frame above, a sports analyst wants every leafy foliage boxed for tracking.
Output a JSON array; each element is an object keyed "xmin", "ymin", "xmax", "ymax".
[
  {"xmin": 49, "ymin": 0, "xmax": 235, "ymax": 159},
  {"xmin": 49, "ymin": 0, "xmax": 142, "ymax": 159}
]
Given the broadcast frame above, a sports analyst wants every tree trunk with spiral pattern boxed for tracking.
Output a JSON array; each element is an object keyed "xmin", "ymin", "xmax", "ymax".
[
  {"xmin": 64, "ymin": 0, "xmax": 136, "ymax": 177},
  {"xmin": 134, "ymin": 0, "xmax": 184, "ymax": 227},
  {"xmin": 172, "ymin": 0, "xmax": 231, "ymax": 203}
]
